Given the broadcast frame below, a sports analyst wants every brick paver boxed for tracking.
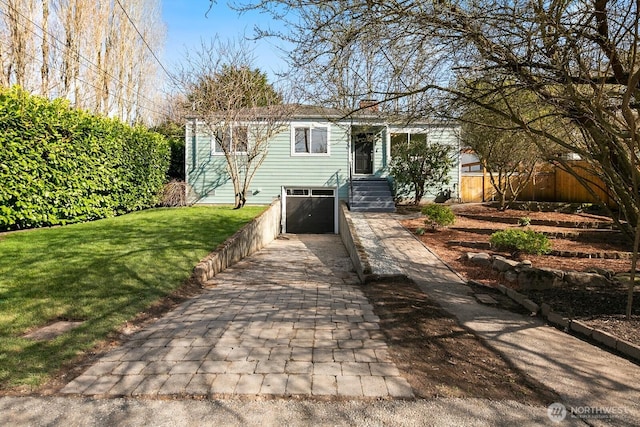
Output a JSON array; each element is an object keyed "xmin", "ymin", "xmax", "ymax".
[{"xmin": 61, "ymin": 235, "xmax": 413, "ymax": 399}]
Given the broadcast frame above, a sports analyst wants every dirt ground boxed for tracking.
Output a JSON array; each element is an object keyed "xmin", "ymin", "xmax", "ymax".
[
  {"xmin": 361, "ymin": 280, "xmax": 558, "ymax": 404},
  {"xmin": 398, "ymin": 203, "xmax": 640, "ymax": 348}
]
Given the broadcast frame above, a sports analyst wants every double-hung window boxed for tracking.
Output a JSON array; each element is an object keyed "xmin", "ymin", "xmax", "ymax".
[
  {"xmin": 292, "ymin": 124, "xmax": 329, "ymax": 155},
  {"xmin": 213, "ymin": 126, "xmax": 248, "ymax": 154}
]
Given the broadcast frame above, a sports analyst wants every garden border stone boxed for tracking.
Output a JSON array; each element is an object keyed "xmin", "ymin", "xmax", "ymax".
[{"xmin": 472, "ymin": 272, "xmax": 640, "ymax": 363}]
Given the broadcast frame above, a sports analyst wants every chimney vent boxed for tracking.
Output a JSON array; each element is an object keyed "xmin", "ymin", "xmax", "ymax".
[{"xmin": 359, "ymin": 99, "xmax": 378, "ymax": 112}]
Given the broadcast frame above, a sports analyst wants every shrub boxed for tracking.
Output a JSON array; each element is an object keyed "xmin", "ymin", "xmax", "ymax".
[
  {"xmin": 160, "ymin": 181, "xmax": 190, "ymax": 207},
  {"xmin": 518, "ymin": 216, "xmax": 531, "ymax": 226},
  {"xmin": 489, "ymin": 229, "xmax": 551, "ymax": 255},
  {"xmin": 0, "ymin": 86, "xmax": 170, "ymax": 230},
  {"xmin": 421, "ymin": 204, "xmax": 455, "ymax": 229}
]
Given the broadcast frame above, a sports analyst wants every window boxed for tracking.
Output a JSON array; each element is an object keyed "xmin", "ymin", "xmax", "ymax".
[
  {"xmin": 292, "ymin": 125, "xmax": 329, "ymax": 155},
  {"xmin": 286, "ymin": 188, "xmax": 310, "ymax": 196},
  {"xmin": 391, "ymin": 132, "xmax": 428, "ymax": 156},
  {"xmin": 213, "ymin": 126, "xmax": 248, "ymax": 154}
]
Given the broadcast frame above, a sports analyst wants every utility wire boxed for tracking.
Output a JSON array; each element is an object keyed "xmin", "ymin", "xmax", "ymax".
[
  {"xmin": 113, "ymin": 0, "xmax": 180, "ymax": 87},
  {"xmin": 0, "ymin": 0, "xmax": 170, "ymax": 119}
]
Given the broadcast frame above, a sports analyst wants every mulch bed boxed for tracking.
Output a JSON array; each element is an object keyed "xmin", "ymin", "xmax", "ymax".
[{"xmin": 398, "ymin": 203, "xmax": 640, "ymax": 348}]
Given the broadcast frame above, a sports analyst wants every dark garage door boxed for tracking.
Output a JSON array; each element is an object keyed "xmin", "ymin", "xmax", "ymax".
[{"xmin": 285, "ymin": 188, "xmax": 335, "ymax": 234}]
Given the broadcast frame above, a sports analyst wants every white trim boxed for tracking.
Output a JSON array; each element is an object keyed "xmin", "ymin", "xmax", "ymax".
[
  {"xmin": 210, "ymin": 125, "xmax": 249, "ymax": 156},
  {"xmin": 281, "ymin": 186, "xmax": 287, "ymax": 233},
  {"xmin": 385, "ymin": 125, "xmax": 391, "ymax": 168},
  {"xmin": 290, "ymin": 123, "xmax": 331, "ymax": 157}
]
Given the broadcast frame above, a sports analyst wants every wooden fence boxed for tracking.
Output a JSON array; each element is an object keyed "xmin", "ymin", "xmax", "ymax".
[{"xmin": 460, "ymin": 161, "xmax": 614, "ymax": 206}]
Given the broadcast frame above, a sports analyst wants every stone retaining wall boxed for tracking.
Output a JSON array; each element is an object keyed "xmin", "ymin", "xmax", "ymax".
[
  {"xmin": 466, "ymin": 251, "xmax": 618, "ymax": 290},
  {"xmin": 192, "ymin": 200, "xmax": 281, "ymax": 283},
  {"xmin": 338, "ymin": 201, "xmax": 371, "ymax": 283}
]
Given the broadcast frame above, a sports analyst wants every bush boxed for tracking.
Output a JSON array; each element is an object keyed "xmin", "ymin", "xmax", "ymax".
[
  {"xmin": 160, "ymin": 181, "xmax": 190, "ymax": 207},
  {"xmin": 518, "ymin": 216, "xmax": 531, "ymax": 226},
  {"xmin": 421, "ymin": 204, "xmax": 455, "ymax": 229},
  {"xmin": 489, "ymin": 229, "xmax": 551, "ymax": 255},
  {"xmin": 0, "ymin": 86, "xmax": 170, "ymax": 230}
]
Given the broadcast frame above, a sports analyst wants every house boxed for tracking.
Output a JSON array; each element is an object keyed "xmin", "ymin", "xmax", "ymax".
[{"xmin": 185, "ymin": 104, "xmax": 461, "ymax": 234}]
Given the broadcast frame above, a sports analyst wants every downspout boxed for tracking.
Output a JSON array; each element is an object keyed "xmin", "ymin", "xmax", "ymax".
[{"xmin": 348, "ymin": 124, "xmax": 353, "ymax": 209}]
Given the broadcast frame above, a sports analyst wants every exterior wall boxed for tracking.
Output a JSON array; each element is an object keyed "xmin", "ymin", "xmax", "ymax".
[
  {"xmin": 185, "ymin": 117, "xmax": 461, "ymax": 206},
  {"xmin": 425, "ymin": 126, "xmax": 461, "ymax": 201},
  {"xmin": 186, "ymin": 118, "xmax": 350, "ymax": 205},
  {"xmin": 373, "ymin": 128, "xmax": 390, "ymax": 177}
]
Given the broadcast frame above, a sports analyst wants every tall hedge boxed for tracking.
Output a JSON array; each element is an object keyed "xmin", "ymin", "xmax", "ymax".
[{"xmin": 0, "ymin": 86, "xmax": 170, "ymax": 230}]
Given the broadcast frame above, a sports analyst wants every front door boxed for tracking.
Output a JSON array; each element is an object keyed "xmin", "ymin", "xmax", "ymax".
[{"xmin": 354, "ymin": 133, "xmax": 374, "ymax": 175}]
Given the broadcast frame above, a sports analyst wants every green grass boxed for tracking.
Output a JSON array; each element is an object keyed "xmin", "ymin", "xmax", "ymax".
[{"xmin": 0, "ymin": 205, "xmax": 265, "ymax": 389}]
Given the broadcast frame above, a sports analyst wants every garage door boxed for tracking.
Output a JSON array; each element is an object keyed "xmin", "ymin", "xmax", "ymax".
[{"xmin": 284, "ymin": 188, "xmax": 336, "ymax": 234}]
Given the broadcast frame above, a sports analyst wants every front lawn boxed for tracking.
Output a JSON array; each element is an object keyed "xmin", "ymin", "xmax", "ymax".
[{"xmin": 0, "ymin": 206, "xmax": 265, "ymax": 390}]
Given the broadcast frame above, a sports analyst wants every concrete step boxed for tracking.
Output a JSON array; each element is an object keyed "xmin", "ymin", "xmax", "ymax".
[
  {"xmin": 349, "ymin": 178, "xmax": 396, "ymax": 212},
  {"xmin": 351, "ymin": 192, "xmax": 393, "ymax": 200}
]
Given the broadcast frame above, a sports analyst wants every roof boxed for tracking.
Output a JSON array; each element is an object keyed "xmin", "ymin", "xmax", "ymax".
[{"xmin": 187, "ymin": 103, "xmax": 457, "ymax": 127}]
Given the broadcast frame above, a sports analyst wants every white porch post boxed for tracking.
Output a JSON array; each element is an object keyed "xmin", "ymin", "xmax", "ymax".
[{"xmin": 385, "ymin": 124, "xmax": 391, "ymax": 171}]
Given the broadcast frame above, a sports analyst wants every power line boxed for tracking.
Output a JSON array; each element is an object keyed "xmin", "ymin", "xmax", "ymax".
[
  {"xmin": 0, "ymin": 37, "xmax": 167, "ymax": 119},
  {"xmin": 113, "ymin": 0, "xmax": 179, "ymax": 87},
  {"xmin": 0, "ymin": 0, "xmax": 170, "ymax": 119}
]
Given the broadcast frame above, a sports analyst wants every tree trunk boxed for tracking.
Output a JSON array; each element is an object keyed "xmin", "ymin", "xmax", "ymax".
[{"xmin": 627, "ymin": 217, "xmax": 640, "ymax": 319}]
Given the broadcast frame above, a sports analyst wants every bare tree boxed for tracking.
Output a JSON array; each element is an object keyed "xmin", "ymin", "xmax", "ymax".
[
  {"xmin": 178, "ymin": 38, "xmax": 291, "ymax": 208},
  {"xmin": 461, "ymin": 82, "xmax": 551, "ymax": 209},
  {"xmin": 236, "ymin": 0, "xmax": 640, "ymax": 318},
  {"xmin": 0, "ymin": 0, "xmax": 165, "ymax": 123}
]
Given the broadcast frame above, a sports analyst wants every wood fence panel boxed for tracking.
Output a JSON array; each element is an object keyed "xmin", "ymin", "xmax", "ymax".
[
  {"xmin": 520, "ymin": 172, "xmax": 556, "ymax": 201},
  {"xmin": 460, "ymin": 161, "xmax": 614, "ymax": 206},
  {"xmin": 555, "ymin": 162, "xmax": 611, "ymax": 205},
  {"xmin": 460, "ymin": 175, "xmax": 485, "ymax": 202}
]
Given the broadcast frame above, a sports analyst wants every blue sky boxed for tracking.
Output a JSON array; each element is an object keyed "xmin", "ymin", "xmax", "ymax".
[{"xmin": 161, "ymin": 1, "xmax": 289, "ymax": 82}]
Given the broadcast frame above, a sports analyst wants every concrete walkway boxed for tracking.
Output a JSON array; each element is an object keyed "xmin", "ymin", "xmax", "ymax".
[
  {"xmin": 358, "ymin": 212, "xmax": 640, "ymax": 426},
  {"xmin": 61, "ymin": 234, "xmax": 412, "ymax": 399}
]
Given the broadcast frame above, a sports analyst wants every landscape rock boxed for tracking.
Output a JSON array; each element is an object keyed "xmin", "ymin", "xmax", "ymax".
[
  {"xmin": 470, "ymin": 252, "xmax": 492, "ymax": 267},
  {"xmin": 564, "ymin": 271, "xmax": 610, "ymax": 288},
  {"xmin": 517, "ymin": 260, "xmax": 533, "ymax": 268},
  {"xmin": 586, "ymin": 268, "xmax": 614, "ymax": 280},
  {"xmin": 492, "ymin": 256, "xmax": 519, "ymax": 272},
  {"xmin": 517, "ymin": 267, "xmax": 564, "ymax": 290},
  {"xmin": 521, "ymin": 298, "xmax": 539, "ymax": 314},
  {"xmin": 463, "ymin": 252, "xmax": 478, "ymax": 261},
  {"xmin": 540, "ymin": 303, "xmax": 551, "ymax": 317},
  {"xmin": 503, "ymin": 270, "xmax": 518, "ymax": 283}
]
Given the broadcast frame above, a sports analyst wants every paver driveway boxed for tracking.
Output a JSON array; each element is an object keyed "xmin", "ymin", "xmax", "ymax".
[{"xmin": 62, "ymin": 234, "xmax": 413, "ymax": 399}]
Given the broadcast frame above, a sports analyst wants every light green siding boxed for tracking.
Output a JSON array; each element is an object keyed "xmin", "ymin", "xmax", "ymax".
[
  {"xmin": 186, "ymin": 119, "xmax": 350, "ymax": 205},
  {"xmin": 186, "ymin": 117, "xmax": 460, "ymax": 205}
]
